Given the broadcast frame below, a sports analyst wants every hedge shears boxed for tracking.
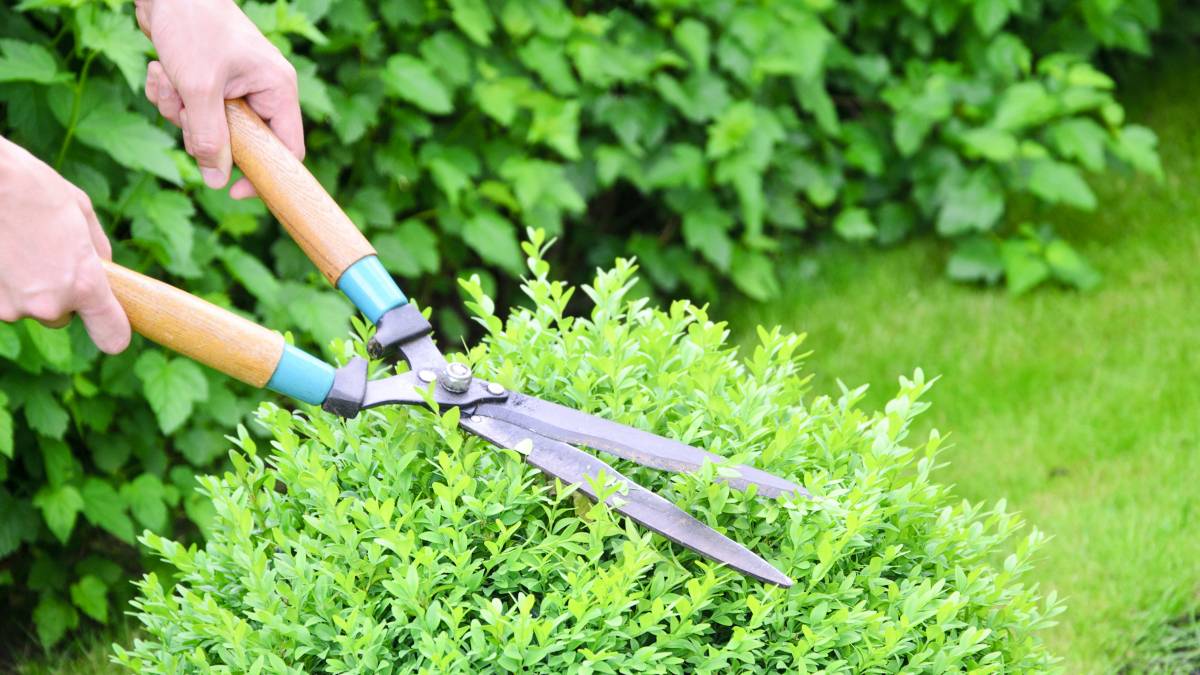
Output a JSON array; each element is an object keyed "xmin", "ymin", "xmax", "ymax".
[{"xmin": 102, "ymin": 101, "xmax": 806, "ymax": 587}]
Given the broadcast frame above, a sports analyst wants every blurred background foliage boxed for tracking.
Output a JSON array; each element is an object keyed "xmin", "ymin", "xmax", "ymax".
[{"xmin": 0, "ymin": 0, "xmax": 1198, "ymax": 659}]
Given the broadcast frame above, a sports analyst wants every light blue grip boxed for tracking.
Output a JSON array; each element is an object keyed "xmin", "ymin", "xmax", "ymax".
[
  {"xmin": 337, "ymin": 256, "xmax": 408, "ymax": 323},
  {"xmin": 266, "ymin": 345, "xmax": 336, "ymax": 405}
]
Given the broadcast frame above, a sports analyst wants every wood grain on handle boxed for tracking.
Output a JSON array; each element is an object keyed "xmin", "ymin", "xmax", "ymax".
[
  {"xmin": 104, "ymin": 260, "xmax": 284, "ymax": 388},
  {"xmin": 224, "ymin": 99, "xmax": 375, "ymax": 285}
]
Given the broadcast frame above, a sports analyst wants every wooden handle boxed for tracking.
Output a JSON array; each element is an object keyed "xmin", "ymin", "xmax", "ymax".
[
  {"xmin": 225, "ymin": 99, "xmax": 375, "ymax": 285},
  {"xmin": 104, "ymin": 260, "xmax": 284, "ymax": 388}
]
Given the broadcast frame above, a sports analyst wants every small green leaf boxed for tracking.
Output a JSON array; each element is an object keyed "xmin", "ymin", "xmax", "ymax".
[
  {"xmin": 1001, "ymin": 240, "xmax": 1050, "ymax": 295},
  {"xmin": 73, "ymin": 104, "xmax": 181, "ymax": 184},
  {"xmin": 41, "ymin": 438, "xmax": 78, "ymax": 487},
  {"xmin": 959, "ymin": 127, "xmax": 1018, "ymax": 162},
  {"xmin": 375, "ymin": 220, "xmax": 441, "ymax": 278},
  {"xmin": 1045, "ymin": 238, "xmax": 1101, "ymax": 290},
  {"xmin": 24, "ymin": 387, "xmax": 69, "ymax": 440},
  {"xmin": 948, "ymin": 238, "xmax": 1004, "ymax": 284},
  {"xmin": 129, "ymin": 191, "xmax": 199, "ymax": 279},
  {"xmin": 24, "ymin": 320, "xmax": 72, "ymax": 370},
  {"xmin": 0, "ymin": 39, "xmax": 65, "ymax": 84},
  {"xmin": 76, "ymin": 5, "xmax": 151, "ymax": 91},
  {"xmin": 134, "ymin": 352, "xmax": 209, "ymax": 435},
  {"xmin": 992, "ymin": 82, "xmax": 1057, "ymax": 131},
  {"xmin": 674, "ymin": 19, "xmax": 710, "ymax": 70},
  {"xmin": 448, "ymin": 0, "xmax": 495, "ymax": 46},
  {"xmin": 383, "ymin": 55, "xmax": 454, "ymax": 114},
  {"xmin": 463, "ymin": 211, "xmax": 524, "ymax": 277},
  {"xmin": 1028, "ymin": 160, "xmax": 1097, "ymax": 209},
  {"xmin": 33, "ymin": 593, "xmax": 78, "ymax": 648},
  {"xmin": 69, "ymin": 575, "xmax": 108, "ymax": 624},
  {"xmin": 0, "ymin": 323, "xmax": 20, "ymax": 360},
  {"xmin": 729, "ymin": 247, "xmax": 779, "ymax": 301},
  {"xmin": 973, "ymin": 0, "xmax": 1012, "ymax": 36},
  {"xmin": 33, "ymin": 484, "xmax": 84, "ymax": 544},
  {"xmin": 120, "ymin": 473, "xmax": 168, "ymax": 533},
  {"xmin": 834, "ymin": 208, "xmax": 876, "ymax": 241},
  {"xmin": 80, "ymin": 477, "xmax": 135, "ymax": 544}
]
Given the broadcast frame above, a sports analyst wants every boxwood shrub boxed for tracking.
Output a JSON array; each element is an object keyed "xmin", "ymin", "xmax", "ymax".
[{"xmin": 116, "ymin": 236, "xmax": 1062, "ymax": 672}]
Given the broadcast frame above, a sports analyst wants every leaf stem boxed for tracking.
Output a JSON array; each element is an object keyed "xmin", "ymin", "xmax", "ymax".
[{"xmin": 54, "ymin": 50, "xmax": 98, "ymax": 170}]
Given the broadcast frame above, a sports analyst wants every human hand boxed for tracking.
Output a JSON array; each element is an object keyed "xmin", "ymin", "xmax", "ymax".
[
  {"xmin": 0, "ymin": 137, "xmax": 131, "ymax": 354},
  {"xmin": 136, "ymin": 0, "xmax": 304, "ymax": 199}
]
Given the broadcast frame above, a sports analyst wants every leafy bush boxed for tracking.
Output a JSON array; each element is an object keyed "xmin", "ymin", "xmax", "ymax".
[
  {"xmin": 0, "ymin": 0, "xmax": 1185, "ymax": 650},
  {"xmin": 115, "ymin": 236, "xmax": 1062, "ymax": 672}
]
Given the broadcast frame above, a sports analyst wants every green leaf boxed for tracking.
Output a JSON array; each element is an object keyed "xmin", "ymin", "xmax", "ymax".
[
  {"xmin": 73, "ymin": 104, "xmax": 181, "ymax": 184},
  {"xmin": 992, "ymin": 82, "xmax": 1057, "ymax": 131},
  {"xmin": 834, "ymin": 208, "xmax": 876, "ymax": 241},
  {"xmin": 24, "ymin": 386, "xmax": 69, "ymax": 440},
  {"xmin": 70, "ymin": 575, "xmax": 108, "ymax": 624},
  {"xmin": 383, "ymin": 55, "xmax": 454, "ymax": 115},
  {"xmin": 420, "ymin": 143, "xmax": 479, "ymax": 206},
  {"xmin": 33, "ymin": 484, "xmax": 84, "ymax": 544},
  {"xmin": 0, "ymin": 402, "xmax": 11, "ymax": 460},
  {"xmin": 516, "ymin": 37, "xmax": 577, "ymax": 95},
  {"xmin": 729, "ymin": 248, "xmax": 779, "ymax": 301},
  {"xmin": 24, "ymin": 320, "xmax": 73, "ymax": 370},
  {"xmin": 77, "ymin": 5, "xmax": 151, "ymax": 91},
  {"xmin": 462, "ymin": 211, "xmax": 524, "ymax": 276},
  {"xmin": 0, "ymin": 487, "xmax": 39, "ymax": 557},
  {"xmin": 80, "ymin": 477, "xmax": 135, "ymax": 544},
  {"xmin": 959, "ymin": 127, "xmax": 1018, "ymax": 162},
  {"xmin": 527, "ymin": 96, "xmax": 581, "ymax": 160},
  {"xmin": 134, "ymin": 352, "xmax": 209, "ymax": 435},
  {"xmin": 947, "ymin": 237, "xmax": 1004, "ymax": 284},
  {"xmin": 1028, "ymin": 160, "xmax": 1097, "ymax": 209},
  {"xmin": 221, "ymin": 247, "xmax": 282, "ymax": 310},
  {"xmin": 674, "ymin": 19, "xmax": 710, "ymax": 70},
  {"xmin": 0, "ymin": 39, "xmax": 65, "ymax": 84},
  {"xmin": 681, "ymin": 206, "xmax": 734, "ymax": 272},
  {"xmin": 474, "ymin": 77, "xmax": 529, "ymax": 126},
  {"xmin": 973, "ymin": 0, "xmax": 1012, "ymax": 36},
  {"xmin": 0, "ymin": 323, "xmax": 20, "ymax": 360},
  {"xmin": 1048, "ymin": 118, "xmax": 1108, "ymax": 172},
  {"xmin": 1045, "ymin": 238, "xmax": 1101, "ymax": 290},
  {"xmin": 646, "ymin": 144, "xmax": 707, "ymax": 190},
  {"xmin": 33, "ymin": 594, "xmax": 78, "ymax": 648},
  {"xmin": 375, "ymin": 220, "xmax": 441, "ymax": 278},
  {"xmin": 120, "ymin": 473, "xmax": 168, "ymax": 533},
  {"xmin": 129, "ymin": 191, "xmax": 198, "ymax": 278},
  {"xmin": 937, "ymin": 168, "xmax": 1005, "ymax": 235},
  {"xmin": 1112, "ymin": 125, "xmax": 1162, "ymax": 180},
  {"xmin": 448, "ymin": 0, "xmax": 494, "ymax": 46},
  {"xmin": 1001, "ymin": 240, "xmax": 1050, "ymax": 294},
  {"xmin": 41, "ymin": 438, "xmax": 78, "ymax": 487}
]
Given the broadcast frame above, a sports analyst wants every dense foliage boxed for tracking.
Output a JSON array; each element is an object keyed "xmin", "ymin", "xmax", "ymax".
[
  {"xmin": 0, "ymin": 0, "xmax": 1186, "ymax": 651},
  {"xmin": 116, "ymin": 237, "xmax": 1062, "ymax": 672}
]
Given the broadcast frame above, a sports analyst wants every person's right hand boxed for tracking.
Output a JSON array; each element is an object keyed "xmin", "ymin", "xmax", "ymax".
[{"xmin": 0, "ymin": 136, "xmax": 131, "ymax": 354}]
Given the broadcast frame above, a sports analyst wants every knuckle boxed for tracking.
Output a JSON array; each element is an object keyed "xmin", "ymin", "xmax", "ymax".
[
  {"xmin": 24, "ymin": 295, "xmax": 67, "ymax": 321},
  {"xmin": 188, "ymin": 136, "xmax": 223, "ymax": 160}
]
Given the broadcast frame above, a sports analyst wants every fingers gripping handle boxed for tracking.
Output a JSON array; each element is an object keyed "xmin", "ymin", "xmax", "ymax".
[
  {"xmin": 103, "ymin": 261, "xmax": 334, "ymax": 404},
  {"xmin": 224, "ymin": 100, "xmax": 407, "ymax": 323}
]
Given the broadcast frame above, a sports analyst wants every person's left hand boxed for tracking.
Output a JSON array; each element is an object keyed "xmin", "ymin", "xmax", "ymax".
[{"xmin": 136, "ymin": 0, "xmax": 304, "ymax": 199}]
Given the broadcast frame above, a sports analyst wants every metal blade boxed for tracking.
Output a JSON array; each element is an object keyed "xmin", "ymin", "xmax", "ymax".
[
  {"xmin": 473, "ymin": 395, "xmax": 808, "ymax": 499},
  {"xmin": 461, "ymin": 414, "xmax": 793, "ymax": 587}
]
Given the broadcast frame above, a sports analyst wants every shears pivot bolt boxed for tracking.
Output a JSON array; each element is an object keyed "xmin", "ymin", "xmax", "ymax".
[
  {"xmin": 441, "ymin": 362, "xmax": 473, "ymax": 393},
  {"xmin": 486, "ymin": 382, "xmax": 505, "ymax": 395}
]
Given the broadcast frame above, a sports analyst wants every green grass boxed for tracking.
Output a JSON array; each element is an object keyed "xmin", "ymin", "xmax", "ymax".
[{"xmin": 733, "ymin": 52, "xmax": 1200, "ymax": 673}]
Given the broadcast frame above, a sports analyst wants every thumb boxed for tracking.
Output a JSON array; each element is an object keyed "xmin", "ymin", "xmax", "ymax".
[
  {"xmin": 75, "ymin": 258, "xmax": 132, "ymax": 355},
  {"xmin": 178, "ymin": 85, "xmax": 232, "ymax": 189}
]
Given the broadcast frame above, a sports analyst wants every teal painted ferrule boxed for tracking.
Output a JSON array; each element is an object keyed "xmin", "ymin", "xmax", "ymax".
[
  {"xmin": 336, "ymin": 256, "xmax": 407, "ymax": 324},
  {"xmin": 266, "ymin": 345, "xmax": 336, "ymax": 405}
]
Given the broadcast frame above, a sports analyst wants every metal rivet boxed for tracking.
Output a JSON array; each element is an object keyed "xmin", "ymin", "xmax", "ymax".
[
  {"xmin": 471, "ymin": 415, "xmax": 482, "ymax": 423},
  {"xmin": 417, "ymin": 369, "xmax": 436, "ymax": 383},
  {"xmin": 441, "ymin": 362, "xmax": 473, "ymax": 393},
  {"xmin": 487, "ymin": 382, "xmax": 505, "ymax": 395}
]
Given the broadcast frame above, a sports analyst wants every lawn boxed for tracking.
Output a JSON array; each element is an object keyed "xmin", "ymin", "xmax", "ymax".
[{"xmin": 734, "ymin": 52, "xmax": 1200, "ymax": 673}]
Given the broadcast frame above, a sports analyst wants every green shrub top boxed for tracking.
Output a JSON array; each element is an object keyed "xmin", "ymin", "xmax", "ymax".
[{"xmin": 116, "ymin": 238, "xmax": 1061, "ymax": 673}]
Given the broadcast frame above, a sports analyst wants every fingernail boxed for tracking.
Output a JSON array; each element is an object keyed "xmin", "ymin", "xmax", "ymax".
[{"xmin": 201, "ymin": 167, "xmax": 226, "ymax": 189}]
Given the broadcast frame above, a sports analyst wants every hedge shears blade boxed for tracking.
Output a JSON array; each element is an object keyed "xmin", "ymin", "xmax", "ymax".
[{"xmin": 101, "ymin": 100, "xmax": 807, "ymax": 588}]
